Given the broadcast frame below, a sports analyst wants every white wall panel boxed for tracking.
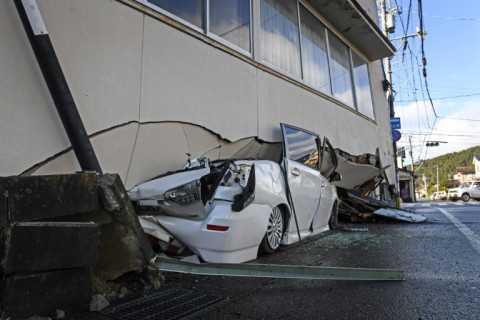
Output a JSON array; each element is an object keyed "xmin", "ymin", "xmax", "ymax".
[
  {"xmin": 36, "ymin": 0, "xmax": 144, "ymax": 134},
  {"xmin": 0, "ymin": 1, "xmax": 70, "ymax": 175},
  {"xmin": 257, "ymin": 69, "xmax": 342, "ymax": 145},
  {"xmin": 32, "ymin": 123, "xmax": 139, "ymax": 183},
  {"xmin": 140, "ymin": 16, "xmax": 259, "ymax": 142}
]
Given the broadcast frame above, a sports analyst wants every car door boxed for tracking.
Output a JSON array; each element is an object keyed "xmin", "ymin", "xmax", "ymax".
[
  {"xmin": 311, "ymin": 137, "xmax": 338, "ymax": 231},
  {"xmin": 472, "ymin": 182, "xmax": 480, "ymax": 197},
  {"xmin": 280, "ymin": 124, "xmax": 323, "ymax": 235}
]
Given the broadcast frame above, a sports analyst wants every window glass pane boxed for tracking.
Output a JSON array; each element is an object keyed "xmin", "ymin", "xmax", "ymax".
[
  {"xmin": 284, "ymin": 126, "xmax": 319, "ymax": 169},
  {"xmin": 260, "ymin": 0, "xmax": 301, "ymax": 78},
  {"xmin": 352, "ymin": 52, "xmax": 374, "ymax": 119},
  {"xmin": 210, "ymin": 0, "xmax": 251, "ymax": 52},
  {"xmin": 328, "ymin": 33, "xmax": 354, "ymax": 106},
  {"xmin": 299, "ymin": 6, "xmax": 331, "ymax": 94},
  {"xmin": 148, "ymin": 0, "xmax": 203, "ymax": 29}
]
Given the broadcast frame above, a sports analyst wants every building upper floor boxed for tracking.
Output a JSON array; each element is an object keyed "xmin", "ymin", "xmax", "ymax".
[{"xmin": 132, "ymin": 0, "xmax": 394, "ymax": 120}]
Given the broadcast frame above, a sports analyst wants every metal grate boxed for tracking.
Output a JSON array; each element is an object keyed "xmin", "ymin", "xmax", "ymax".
[{"xmin": 101, "ymin": 289, "xmax": 226, "ymax": 320}]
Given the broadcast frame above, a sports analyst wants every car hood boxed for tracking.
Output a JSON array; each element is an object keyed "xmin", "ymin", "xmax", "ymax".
[{"xmin": 448, "ymin": 188, "xmax": 460, "ymax": 193}]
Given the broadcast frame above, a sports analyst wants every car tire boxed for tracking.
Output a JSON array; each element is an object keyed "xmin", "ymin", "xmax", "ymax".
[
  {"xmin": 461, "ymin": 193, "xmax": 470, "ymax": 202},
  {"xmin": 259, "ymin": 206, "xmax": 284, "ymax": 254},
  {"xmin": 328, "ymin": 201, "xmax": 339, "ymax": 230}
]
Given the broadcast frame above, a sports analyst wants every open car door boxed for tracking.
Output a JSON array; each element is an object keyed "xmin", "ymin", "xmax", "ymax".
[
  {"xmin": 280, "ymin": 124, "xmax": 324, "ymax": 236},
  {"xmin": 312, "ymin": 137, "xmax": 338, "ymax": 230}
]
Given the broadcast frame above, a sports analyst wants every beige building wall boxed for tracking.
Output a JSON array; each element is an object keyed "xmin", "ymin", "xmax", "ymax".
[{"xmin": 0, "ymin": 0, "xmax": 395, "ymax": 189}]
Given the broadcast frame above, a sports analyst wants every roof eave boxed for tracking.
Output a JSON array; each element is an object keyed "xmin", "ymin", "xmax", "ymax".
[{"xmin": 309, "ymin": 0, "xmax": 396, "ymax": 60}]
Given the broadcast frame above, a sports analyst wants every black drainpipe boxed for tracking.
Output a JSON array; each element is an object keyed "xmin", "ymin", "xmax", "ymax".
[{"xmin": 14, "ymin": 0, "xmax": 102, "ymax": 173}]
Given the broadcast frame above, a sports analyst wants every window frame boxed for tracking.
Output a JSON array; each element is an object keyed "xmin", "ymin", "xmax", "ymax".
[
  {"xmin": 142, "ymin": 0, "xmax": 206, "ymax": 33},
  {"xmin": 206, "ymin": 0, "xmax": 253, "ymax": 57},
  {"xmin": 350, "ymin": 48, "xmax": 375, "ymax": 119},
  {"xmin": 281, "ymin": 123, "xmax": 322, "ymax": 171}
]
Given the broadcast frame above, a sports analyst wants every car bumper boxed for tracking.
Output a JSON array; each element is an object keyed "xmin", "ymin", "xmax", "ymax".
[
  {"xmin": 155, "ymin": 201, "xmax": 272, "ymax": 263},
  {"xmin": 448, "ymin": 194, "xmax": 459, "ymax": 200}
]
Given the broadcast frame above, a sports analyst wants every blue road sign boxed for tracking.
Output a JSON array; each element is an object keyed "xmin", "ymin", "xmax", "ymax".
[
  {"xmin": 391, "ymin": 117, "xmax": 401, "ymax": 129},
  {"xmin": 392, "ymin": 129, "xmax": 401, "ymax": 142}
]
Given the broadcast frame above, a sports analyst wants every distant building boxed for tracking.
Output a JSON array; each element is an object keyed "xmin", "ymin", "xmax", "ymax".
[
  {"xmin": 398, "ymin": 168, "xmax": 414, "ymax": 202},
  {"xmin": 474, "ymin": 155, "xmax": 480, "ymax": 178},
  {"xmin": 454, "ymin": 166, "xmax": 476, "ymax": 183}
]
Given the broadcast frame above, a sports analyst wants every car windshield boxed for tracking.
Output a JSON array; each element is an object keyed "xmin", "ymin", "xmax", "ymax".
[{"xmin": 460, "ymin": 182, "xmax": 471, "ymax": 188}]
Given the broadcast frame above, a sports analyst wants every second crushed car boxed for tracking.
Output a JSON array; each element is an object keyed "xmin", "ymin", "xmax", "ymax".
[{"xmin": 128, "ymin": 124, "xmax": 342, "ymax": 263}]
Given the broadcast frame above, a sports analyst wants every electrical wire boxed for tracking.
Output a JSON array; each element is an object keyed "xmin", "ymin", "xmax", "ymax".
[
  {"xmin": 413, "ymin": 11, "xmax": 480, "ymax": 22},
  {"xmin": 397, "ymin": 92, "xmax": 480, "ymax": 102},
  {"xmin": 417, "ymin": 0, "xmax": 437, "ymax": 118},
  {"xmin": 385, "ymin": 0, "xmax": 480, "ymax": 162}
]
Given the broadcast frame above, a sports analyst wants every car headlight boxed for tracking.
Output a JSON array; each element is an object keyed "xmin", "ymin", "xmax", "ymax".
[{"xmin": 165, "ymin": 180, "xmax": 201, "ymax": 204}]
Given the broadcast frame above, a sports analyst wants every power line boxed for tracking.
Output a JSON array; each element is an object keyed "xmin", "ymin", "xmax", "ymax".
[
  {"xmin": 402, "ymin": 132, "xmax": 480, "ymax": 138},
  {"xmin": 414, "ymin": 11, "xmax": 480, "ymax": 21},
  {"xmin": 396, "ymin": 92, "xmax": 480, "ymax": 102},
  {"xmin": 417, "ymin": 0, "xmax": 437, "ymax": 118},
  {"xmin": 436, "ymin": 116, "xmax": 480, "ymax": 122}
]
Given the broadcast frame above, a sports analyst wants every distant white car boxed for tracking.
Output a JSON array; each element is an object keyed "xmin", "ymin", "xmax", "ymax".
[
  {"xmin": 433, "ymin": 191, "xmax": 446, "ymax": 200},
  {"xmin": 448, "ymin": 181, "xmax": 480, "ymax": 202},
  {"xmin": 128, "ymin": 124, "xmax": 342, "ymax": 263}
]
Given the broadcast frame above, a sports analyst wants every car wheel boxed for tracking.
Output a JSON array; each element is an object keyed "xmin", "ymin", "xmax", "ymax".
[
  {"xmin": 259, "ymin": 206, "xmax": 284, "ymax": 254},
  {"xmin": 328, "ymin": 201, "xmax": 339, "ymax": 230},
  {"xmin": 461, "ymin": 193, "xmax": 470, "ymax": 202}
]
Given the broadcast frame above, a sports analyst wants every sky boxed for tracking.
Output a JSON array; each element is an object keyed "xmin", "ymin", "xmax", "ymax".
[{"xmin": 387, "ymin": 0, "xmax": 480, "ymax": 164}]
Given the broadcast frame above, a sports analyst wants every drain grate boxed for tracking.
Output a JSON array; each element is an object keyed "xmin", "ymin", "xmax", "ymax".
[{"xmin": 101, "ymin": 289, "xmax": 226, "ymax": 320}]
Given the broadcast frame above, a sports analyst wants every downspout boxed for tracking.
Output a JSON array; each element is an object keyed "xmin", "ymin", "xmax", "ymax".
[{"xmin": 14, "ymin": 0, "xmax": 102, "ymax": 173}]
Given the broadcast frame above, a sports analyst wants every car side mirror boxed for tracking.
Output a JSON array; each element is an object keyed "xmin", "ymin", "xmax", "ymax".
[{"xmin": 330, "ymin": 171, "xmax": 342, "ymax": 182}]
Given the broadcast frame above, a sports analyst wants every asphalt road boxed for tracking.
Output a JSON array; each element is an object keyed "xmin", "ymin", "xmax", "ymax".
[{"xmin": 73, "ymin": 200, "xmax": 480, "ymax": 320}]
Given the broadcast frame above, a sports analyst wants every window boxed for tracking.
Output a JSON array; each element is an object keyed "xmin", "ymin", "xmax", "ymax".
[
  {"xmin": 209, "ymin": 0, "xmax": 251, "ymax": 52},
  {"xmin": 328, "ymin": 33, "xmax": 355, "ymax": 107},
  {"xmin": 148, "ymin": 0, "xmax": 204, "ymax": 29},
  {"xmin": 260, "ymin": 0, "xmax": 302, "ymax": 78},
  {"xmin": 352, "ymin": 51, "xmax": 374, "ymax": 118},
  {"xmin": 283, "ymin": 126, "xmax": 319, "ymax": 169},
  {"xmin": 299, "ymin": 5, "xmax": 331, "ymax": 95}
]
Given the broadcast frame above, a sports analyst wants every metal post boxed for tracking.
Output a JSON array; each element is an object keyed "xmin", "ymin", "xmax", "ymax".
[
  {"xmin": 409, "ymin": 135, "xmax": 417, "ymax": 202},
  {"xmin": 154, "ymin": 256, "xmax": 405, "ymax": 281},
  {"xmin": 423, "ymin": 174, "xmax": 427, "ymax": 197},
  {"xmin": 14, "ymin": 0, "xmax": 102, "ymax": 173},
  {"xmin": 380, "ymin": 0, "xmax": 399, "ymax": 206}
]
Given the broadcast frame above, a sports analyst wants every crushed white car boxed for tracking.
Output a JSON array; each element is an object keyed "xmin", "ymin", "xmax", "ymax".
[{"xmin": 128, "ymin": 124, "xmax": 342, "ymax": 263}]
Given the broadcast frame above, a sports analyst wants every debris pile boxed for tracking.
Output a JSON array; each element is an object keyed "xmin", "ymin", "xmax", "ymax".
[{"xmin": 338, "ymin": 182, "xmax": 426, "ymax": 223}]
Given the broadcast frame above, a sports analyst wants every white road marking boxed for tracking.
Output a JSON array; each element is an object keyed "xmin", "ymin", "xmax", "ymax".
[{"xmin": 438, "ymin": 207, "xmax": 480, "ymax": 257}]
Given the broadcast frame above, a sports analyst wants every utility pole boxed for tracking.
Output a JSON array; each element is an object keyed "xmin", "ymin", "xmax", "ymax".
[
  {"xmin": 423, "ymin": 174, "xmax": 427, "ymax": 197},
  {"xmin": 380, "ymin": 0, "xmax": 393, "ymax": 99},
  {"xmin": 380, "ymin": 0, "xmax": 394, "ymax": 119},
  {"xmin": 409, "ymin": 135, "xmax": 414, "ymax": 172},
  {"xmin": 380, "ymin": 0, "xmax": 402, "ymax": 204}
]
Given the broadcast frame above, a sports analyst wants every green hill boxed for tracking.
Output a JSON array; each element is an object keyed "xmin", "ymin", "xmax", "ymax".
[{"xmin": 414, "ymin": 146, "xmax": 480, "ymax": 192}]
